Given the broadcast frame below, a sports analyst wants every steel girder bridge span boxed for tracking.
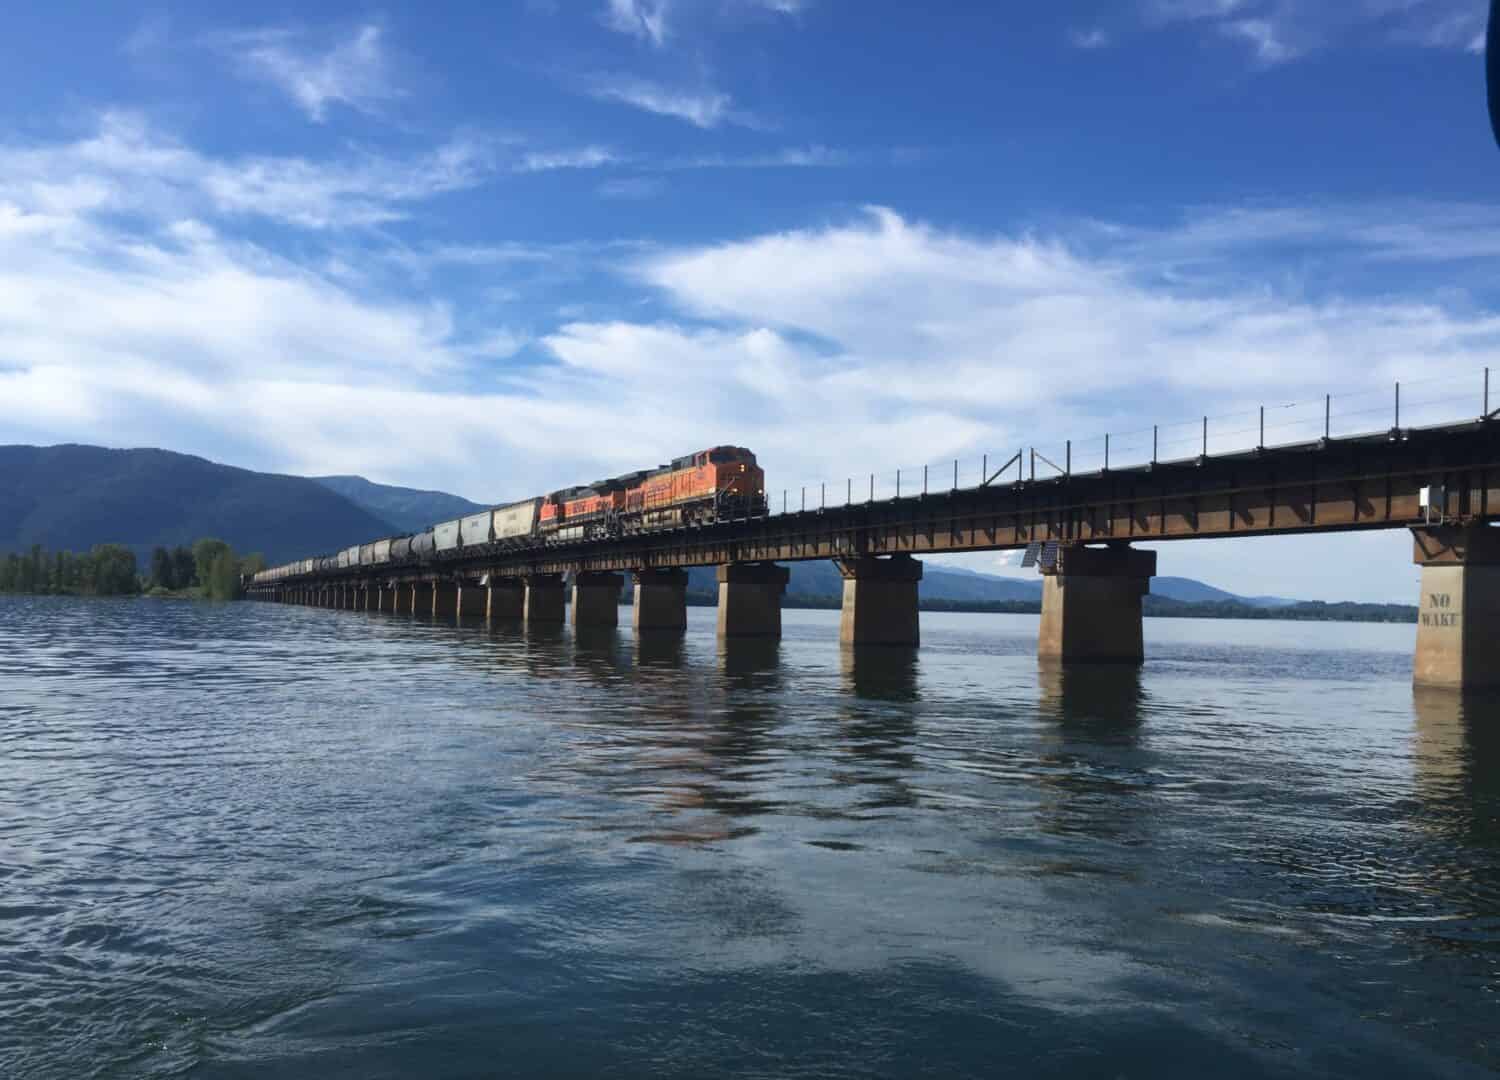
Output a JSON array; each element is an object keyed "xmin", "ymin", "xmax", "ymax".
[{"xmin": 250, "ymin": 415, "xmax": 1500, "ymax": 692}]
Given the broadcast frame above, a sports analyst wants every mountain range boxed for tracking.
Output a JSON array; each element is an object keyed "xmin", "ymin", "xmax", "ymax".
[{"xmin": 0, "ymin": 443, "xmax": 1298, "ymax": 607}]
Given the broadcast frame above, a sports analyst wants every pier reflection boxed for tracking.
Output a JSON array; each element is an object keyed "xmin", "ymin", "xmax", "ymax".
[
  {"xmin": 835, "ymin": 647, "xmax": 919, "ymax": 810},
  {"xmin": 1037, "ymin": 662, "xmax": 1145, "ymax": 742},
  {"xmin": 1035, "ymin": 662, "xmax": 1149, "ymax": 845},
  {"xmin": 839, "ymin": 645, "xmax": 919, "ymax": 702},
  {"xmin": 1412, "ymin": 688, "xmax": 1500, "ymax": 853}
]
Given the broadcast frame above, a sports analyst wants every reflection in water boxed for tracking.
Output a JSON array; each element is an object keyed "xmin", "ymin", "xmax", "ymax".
[
  {"xmin": 718, "ymin": 637, "xmax": 781, "ymax": 680},
  {"xmin": 839, "ymin": 645, "xmax": 919, "ymax": 702},
  {"xmin": 835, "ymin": 646, "xmax": 919, "ymax": 810},
  {"xmin": 635, "ymin": 630, "xmax": 686, "ymax": 669},
  {"xmin": 6, "ymin": 598, "xmax": 1500, "ymax": 1079},
  {"xmin": 1412, "ymin": 688, "xmax": 1500, "ymax": 854},
  {"xmin": 1037, "ymin": 661, "xmax": 1146, "ymax": 742}
]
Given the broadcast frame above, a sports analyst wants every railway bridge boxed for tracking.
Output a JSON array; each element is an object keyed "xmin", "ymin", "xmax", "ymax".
[{"xmin": 249, "ymin": 416, "xmax": 1500, "ymax": 691}]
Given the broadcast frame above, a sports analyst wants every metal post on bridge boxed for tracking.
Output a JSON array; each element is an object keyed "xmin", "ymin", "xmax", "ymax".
[
  {"xmin": 1202, "ymin": 416, "xmax": 1208, "ymax": 459},
  {"xmin": 896, "ymin": 469, "xmax": 901, "ymax": 499},
  {"xmin": 1152, "ymin": 425, "xmax": 1158, "ymax": 466},
  {"xmin": 1065, "ymin": 440, "xmax": 1071, "ymax": 477},
  {"xmin": 952, "ymin": 459, "xmax": 958, "ymax": 491},
  {"xmin": 1395, "ymin": 381, "xmax": 1401, "ymax": 434},
  {"xmin": 1259, "ymin": 405, "xmax": 1265, "ymax": 451},
  {"xmin": 1325, "ymin": 394, "xmax": 1331, "ymax": 440},
  {"xmin": 1104, "ymin": 433, "xmax": 1110, "ymax": 471}
]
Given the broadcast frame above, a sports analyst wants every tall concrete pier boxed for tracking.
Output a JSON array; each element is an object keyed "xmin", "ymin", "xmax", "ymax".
[
  {"xmin": 572, "ymin": 572, "xmax": 623, "ymax": 628},
  {"xmin": 1412, "ymin": 527, "xmax": 1500, "ymax": 690},
  {"xmin": 718, "ymin": 563, "xmax": 789, "ymax": 638},
  {"xmin": 634, "ymin": 568, "xmax": 689, "ymax": 632},
  {"xmin": 836, "ymin": 554, "xmax": 923, "ymax": 647},
  {"xmin": 486, "ymin": 579, "xmax": 524, "ymax": 620},
  {"xmin": 1038, "ymin": 544, "xmax": 1157, "ymax": 664},
  {"xmin": 525, "ymin": 574, "xmax": 566, "ymax": 624}
]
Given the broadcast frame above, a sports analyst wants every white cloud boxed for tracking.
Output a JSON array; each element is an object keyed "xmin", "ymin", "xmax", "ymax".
[
  {"xmin": 3, "ymin": 110, "xmax": 1498, "ymax": 601},
  {"xmin": 0, "ymin": 112, "xmax": 636, "ymax": 230},
  {"xmin": 1220, "ymin": 17, "xmax": 1299, "ymax": 64},
  {"xmin": 517, "ymin": 146, "xmax": 621, "ymax": 172},
  {"xmin": 220, "ymin": 22, "xmax": 401, "ymax": 122},
  {"xmin": 1141, "ymin": 0, "xmax": 1487, "ymax": 64},
  {"xmin": 587, "ymin": 74, "xmax": 741, "ymax": 128},
  {"xmin": 1068, "ymin": 27, "xmax": 1112, "ymax": 50},
  {"xmin": 604, "ymin": 0, "xmax": 670, "ymax": 46}
]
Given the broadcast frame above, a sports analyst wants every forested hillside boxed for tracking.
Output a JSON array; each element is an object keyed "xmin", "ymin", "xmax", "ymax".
[{"xmin": 0, "ymin": 445, "xmax": 397, "ymax": 564}]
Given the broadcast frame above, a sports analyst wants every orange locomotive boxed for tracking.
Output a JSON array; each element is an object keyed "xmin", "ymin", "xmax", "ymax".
[{"xmin": 539, "ymin": 446, "xmax": 766, "ymax": 541}]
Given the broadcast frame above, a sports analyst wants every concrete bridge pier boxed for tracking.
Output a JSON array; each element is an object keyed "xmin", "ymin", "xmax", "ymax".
[
  {"xmin": 633, "ymin": 568, "xmax": 689, "ymax": 632},
  {"xmin": 373, "ymin": 586, "xmax": 387, "ymax": 613},
  {"xmin": 486, "ymin": 579, "xmax": 524, "ymax": 620},
  {"xmin": 454, "ymin": 582, "xmax": 485, "ymax": 618},
  {"xmin": 572, "ymin": 572, "xmax": 623, "ymax": 628},
  {"xmin": 1412, "ymin": 526, "xmax": 1500, "ymax": 690},
  {"xmin": 718, "ymin": 563, "xmax": 790, "ymax": 638},
  {"xmin": 836, "ymin": 554, "xmax": 923, "ymax": 647},
  {"xmin": 432, "ymin": 582, "xmax": 459, "ymax": 617},
  {"xmin": 1038, "ymin": 543, "xmax": 1157, "ymax": 664},
  {"xmin": 525, "ymin": 574, "xmax": 566, "ymax": 625},
  {"xmin": 411, "ymin": 581, "xmax": 433, "ymax": 616}
]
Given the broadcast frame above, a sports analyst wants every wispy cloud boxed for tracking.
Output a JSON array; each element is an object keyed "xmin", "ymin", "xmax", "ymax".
[
  {"xmin": 1068, "ymin": 27, "xmax": 1112, "ymax": 50},
  {"xmin": 603, "ymin": 0, "xmax": 669, "ymax": 46},
  {"xmin": 517, "ymin": 146, "xmax": 621, "ymax": 172},
  {"xmin": 1139, "ymin": 0, "xmax": 1487, "ymax": 65},
  {"xmin": 666, "ymin": 145, "xmax": 852, "ymax": 168},
  {"xmin": 0, "ymin": 111, "xmax": 491, "ymax": 230},
  {"xmin": 598, "ymin": 176, "xmax": 665, "ymax": 200},
  {"xmin": 1220, "ymin": 17, "xmax": 1299, "ymax": 65},
  {"xmin": 219, "ymin": 22, "xmax": 401, "ymax": 122},
  {"xmin": 587, "ymin": 74, "xmax": 747, "ymax": 128}
]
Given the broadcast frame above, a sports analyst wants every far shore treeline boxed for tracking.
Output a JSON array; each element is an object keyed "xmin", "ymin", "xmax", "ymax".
[{"xmin": 0, "ymin": 539, "xmax": 265, "ymax": 600}]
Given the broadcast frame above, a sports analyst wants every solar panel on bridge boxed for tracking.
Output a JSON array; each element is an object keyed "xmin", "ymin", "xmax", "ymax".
[
  {"xmin": 1020, "ymin": 541, "xmax": 1043, "ymax": 568},
  {"xmin": 1038, "ymin": 539, "xmax": 1061, "ymax": 571}
]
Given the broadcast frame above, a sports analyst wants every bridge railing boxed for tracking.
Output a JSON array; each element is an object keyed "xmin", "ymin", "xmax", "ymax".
[{"xmin": 769, "ymin": 368, "xmax": 1498, "ymax": 514}]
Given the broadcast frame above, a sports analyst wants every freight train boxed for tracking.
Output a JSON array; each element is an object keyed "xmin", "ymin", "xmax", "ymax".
[{"xmin": 250, "ymin": 446, "xmax": 766, "ymax": 585}]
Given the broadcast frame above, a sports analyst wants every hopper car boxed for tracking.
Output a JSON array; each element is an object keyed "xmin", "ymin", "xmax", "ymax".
[{"xmin": 250, "ymin": 445, "xmax": 766, "ymax": 586}]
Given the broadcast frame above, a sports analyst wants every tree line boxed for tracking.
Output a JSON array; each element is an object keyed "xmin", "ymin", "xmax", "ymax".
[{"xmin": 0, "ymin": 539, "xmax": 265, "ymax": 600}]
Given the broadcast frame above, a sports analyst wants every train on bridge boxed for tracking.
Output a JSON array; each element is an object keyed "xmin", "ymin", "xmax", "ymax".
[{"xmin": 250, "ymin": 446, "xmax": 767, "ymax": 586}]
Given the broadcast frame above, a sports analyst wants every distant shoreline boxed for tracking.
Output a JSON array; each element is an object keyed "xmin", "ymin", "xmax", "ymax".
[{"xmin": 685, "ymin": 592, "xmax": 1417, "ymax": 624}]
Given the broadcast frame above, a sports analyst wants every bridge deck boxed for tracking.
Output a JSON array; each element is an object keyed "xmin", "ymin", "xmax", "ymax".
[{"xmin": 253, "ymin": 419, "xmax": 1500, "ymax": 587}]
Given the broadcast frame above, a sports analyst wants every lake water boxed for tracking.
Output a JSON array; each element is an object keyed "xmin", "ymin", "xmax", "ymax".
[{"xmin": 2, "ymin": 596, "xmax": 1498, "ymax": 1078}]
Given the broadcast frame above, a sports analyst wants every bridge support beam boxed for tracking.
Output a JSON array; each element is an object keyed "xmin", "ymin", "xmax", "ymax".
[
  {"xmin": 455, "ymin": 584, "xmax": 486, "ymax": 618},
  {"xmin": 1038, "ymin": 544, "xmax": 1157, "ymax": 664},
  {"xmin": 836, "ymin": 554, "xmax": 923, "ymax": 647},
  {"xmin": 633, "ymin": 568, "xmax": 689, "ymax": 633},
  {"xmin": 572, "ymin": 572, "xmax": 623, "ymax": 628},
  {"xmin": 525, "ymin": 574, "xmax": 566, "ymax": 624},
  {"xmin": 717, "ymin": 563, "xmax": 789, "ymax": 639},
  {"xmin": 411, "ymin": 581, "xmax": 433, "ymax": 616},
  {"xmin": 1412, "ymin": 527, "xmax": 1500, "ymax": 690},
  {"xmin": 487, "ymin": 580, "xmax": 524, "ymax": 620},
  {"xmin": 432, "ymin": 582, "xmax": 458, "ymax": 617}
]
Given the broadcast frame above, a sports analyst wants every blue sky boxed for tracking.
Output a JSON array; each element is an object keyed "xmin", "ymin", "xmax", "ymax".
[{"xmin": 1, "ymin": 0, "xmax": 1497, "ymax": 601}]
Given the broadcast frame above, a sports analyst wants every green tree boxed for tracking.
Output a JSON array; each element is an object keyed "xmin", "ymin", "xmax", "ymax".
[
  {"xmin": 171, "ymin": 546, "xmax": 197, "ymax": 589},
  {"xmin": 203, "ymin": 549, "xmax": 241, "ymax": 601},
  {"xmin": 192, "ymin": 539, "xmax": 232, "ymax": 591},
  {"xmin": 238, "ymin": 551, "xmax": 266, "ymax": 577},
  {"xmin": 149, "ymin": 547, "xmax": 173, "ymax": 590},
  {"xmin": 88, "ymin": 545, "xmax": 140, "ymax": 596}
]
